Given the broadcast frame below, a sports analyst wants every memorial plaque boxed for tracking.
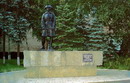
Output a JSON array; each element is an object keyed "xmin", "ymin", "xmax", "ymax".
[{"xmin": 83, "ymin": 54, "xmax": 93, "ymax": 62}]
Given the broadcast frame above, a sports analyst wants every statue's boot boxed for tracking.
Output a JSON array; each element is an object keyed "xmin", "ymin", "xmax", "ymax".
[
  {"xmin": 48, "ymin": 46, "xmax": 54, "ymax": 51},
  {"xmin": 39, "ymin": 47, "xmax": 46, "ymax": 51},
  {"xmin": 39, "ymin": 37, "xmax": 46, "ymax": 51},
  {"xmin": 48, "ymin": 37, "xmax": 54, "ymax": 51}
]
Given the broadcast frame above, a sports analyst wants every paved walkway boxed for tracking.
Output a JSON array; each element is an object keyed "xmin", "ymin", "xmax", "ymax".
[{"xmin": 0, "ymin": 69, "xmax": 130, "ymax": 83}]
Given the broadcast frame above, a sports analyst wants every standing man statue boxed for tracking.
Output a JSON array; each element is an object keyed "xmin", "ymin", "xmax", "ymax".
[{"xmin": 41, "ymin": 5, "xmax": 56, "ymax": 50}]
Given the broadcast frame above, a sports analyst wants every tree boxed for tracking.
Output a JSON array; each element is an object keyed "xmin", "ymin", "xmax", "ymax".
[
  {"xmin": 11, "ymin": 17, "xmax": 29, "ymax": 66},
  {"xmin": 76, "ymin": 6, "xmax": 107, "ymax": 51},
  {"xmin": 0, "ymin": 0, "xmax": 30, "ymax": 65},
  {"xmin": 54, "ymin": 3, "xmax": 85, "ymax": 50},
  {"xmin": 85, "ymin": 15, "xmax": 105, "ymax": 51},
  {"xmin": 17, "ymin": 0, "xmax": 130, "ymax": 55},
  {"xmin": 94, "ymin": 0, "xmax": 130, "ymax": 56},
  {"xmin": 0, "ymin": 1, "xmax": 12, "ymax": 64},
  {"xmin": 5, "ymin": 12, "xmax": 15, "ymax": 60},
  {"xmin": 10, "ymin": 0, "xmax": 30, "ymax": 65}
]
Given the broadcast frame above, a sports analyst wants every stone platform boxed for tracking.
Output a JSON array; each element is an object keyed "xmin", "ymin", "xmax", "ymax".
[
  {"xmin": 23, "ymin": 51, "xmax": 103, "ymax": 77},
  {"xmin": 1, "ymin": 69, "xmax": 130, "ymax": 83}
]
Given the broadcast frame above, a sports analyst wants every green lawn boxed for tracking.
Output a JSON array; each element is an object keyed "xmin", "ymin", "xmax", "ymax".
[
  {"xmin": 0, "ymin": 59, "xmax": 25, "ymax": 73},
  {"xmin": 99, "ymin": 56, "xmax": 130, "ymax": 70}
]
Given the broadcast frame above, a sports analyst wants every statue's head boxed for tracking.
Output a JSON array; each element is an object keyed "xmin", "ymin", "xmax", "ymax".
[{"xmin": 45, "ymin": 5, "xmax": 53, "ymax": 11}]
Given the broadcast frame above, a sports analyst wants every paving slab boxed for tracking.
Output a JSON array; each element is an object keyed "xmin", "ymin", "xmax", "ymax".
[{"xmin": 0, "ymin": 69, "xmax": 130, "ymax": 83}]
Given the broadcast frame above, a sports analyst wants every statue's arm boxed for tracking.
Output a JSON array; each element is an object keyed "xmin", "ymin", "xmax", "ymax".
[{"xmin": 41, "ymin": 14, "xmax": 45, "ymax": 29}]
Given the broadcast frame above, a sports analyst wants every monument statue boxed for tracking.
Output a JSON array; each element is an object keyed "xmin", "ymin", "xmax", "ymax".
[{"xmin": 41, "ymin": 5, "xmax": 56, "ymax": 50}]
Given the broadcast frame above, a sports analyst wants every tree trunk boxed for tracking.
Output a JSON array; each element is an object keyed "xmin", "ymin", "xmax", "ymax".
[
  {"xmin": 120, "ymin": 34, "xmax": 130, "ymax": 56},
  {"xmin": 126, "ymin": 34, "xmax": 130, "ymax": 56},
  {"xmin": 17, "ymin": 43, "xmax": 20, "ymax": 66},
  {"xmin": 25, "ymin": 37, "xmax": 29, "ymax": 50},
  {"xmin": 3, "ymin": 32, "xmax": 5, "ymax": 64},
  {"xmin": 16, "ymin": 9, "xmax": 20, "ymax": 66},
  {"xmin": 8, "ymin": 37, "xmax": 11, "ymax": 60},
  {"xmin": 8, "ymin": 53, "xmax": 11, "ymax": 60}
]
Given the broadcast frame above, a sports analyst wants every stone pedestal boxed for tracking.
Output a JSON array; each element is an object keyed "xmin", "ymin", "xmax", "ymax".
[{"xmin": 23, "ymin": 51, "xmax": 103, "ymax": 78}]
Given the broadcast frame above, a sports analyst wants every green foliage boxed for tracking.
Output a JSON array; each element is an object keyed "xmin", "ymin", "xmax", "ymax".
[
  {"xmin": 120, "ymin": 33, "xmax": 130, "ymax": 56},
  {"xmin": 82, "ymin": 0, "xmax": 130, "ymax": 55},
  {"xmin": 95, "ymin": 0, "xmax": 130, "ymax": 55},
  {"xmin": 53, "ymin": 3, "xmax": 85, "ymax": 50},
  {"xmin": 0, "ymin": 59, "xmax": 25, "ymax": 73},
  {"xmin": 10, "ymin": 17, "xmax": 30, "ymax": 43},
  {"xmin": 0, "ymin": 0, "xmax": 129, "ymax": 54},
  {"xmin": 30, "ymin": 0, "xmax": 95, "ymax": 40},
  {"xmin": 77, "ymin": 7, "xmax": 106, "ymax": 51},
  {"xmin": 85, "ymin": 16, "xmax": 105, "ymax": 51},
  {"xmin": 101, "ymin": 56, "xmax": 130, "ymax": 70},
  {"xmin": 31, "ymin": 0, "xmax": 130, "ymax": 53},
  {"xmin": 0, "ymin": 0, "xmax": 30, "ymax": 43}
]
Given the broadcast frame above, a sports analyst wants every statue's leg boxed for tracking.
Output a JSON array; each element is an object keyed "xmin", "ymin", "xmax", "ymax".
[
  {"xmin": 42, "ymin": 36, "xmax": 46, "ymax": 50},
  {"xmin": 48, "ymin": 37, "xmax": 53, "ymax": 50}
]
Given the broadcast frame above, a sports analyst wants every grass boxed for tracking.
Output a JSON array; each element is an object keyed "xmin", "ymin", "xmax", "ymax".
[
  {"xmin": 0, "ymin": 59, "xmax": 25, "ymax": 73},
  {"xmin": 99, "ymin": 56, "xmax": 130, "ymax": 70}
]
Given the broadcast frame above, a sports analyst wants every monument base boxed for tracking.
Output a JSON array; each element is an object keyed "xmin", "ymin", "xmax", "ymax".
[
  {"xmin": 25, "ymin": 66, "xmax": 96, "ymax": 78},
  {"xmin": 23, "ymin": 51, "xmax": 103, "ymax": 78}
]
